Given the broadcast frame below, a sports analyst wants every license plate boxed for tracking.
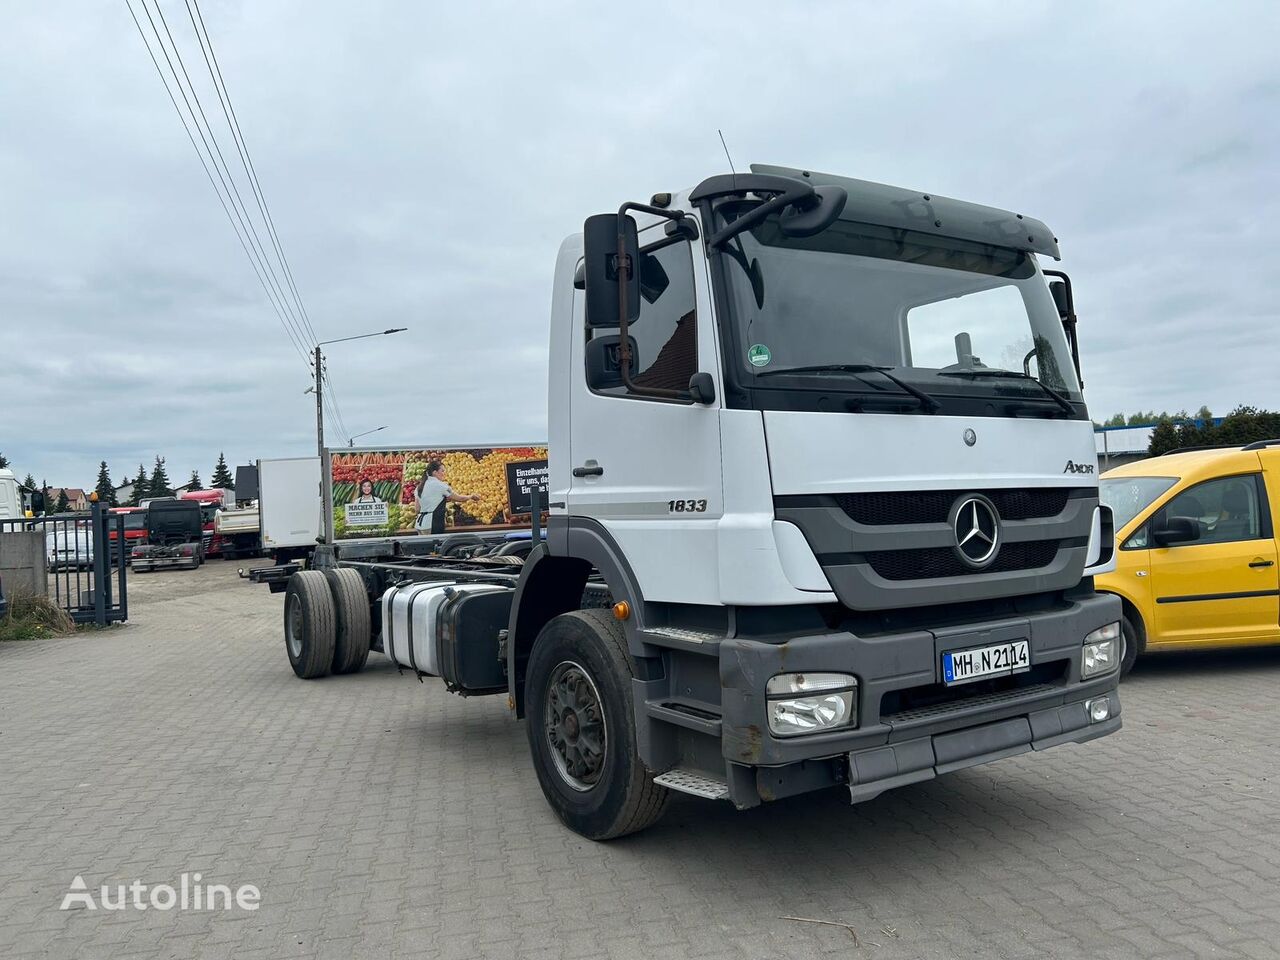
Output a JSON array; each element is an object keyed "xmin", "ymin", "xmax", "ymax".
[{"xmin": 943, "ymin": 640, "xmax": 1030, "ymax": 685}]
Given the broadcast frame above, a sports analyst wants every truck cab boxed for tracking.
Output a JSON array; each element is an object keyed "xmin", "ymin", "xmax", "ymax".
[
  {"xmin": 0, "ymin": 469, "xmax": 22, "ymax": 522},
  {"xmin": 107, "ymin": 506, "xmax": 149, "ymax": 565},
  {"xmin": 132, "ymin": 500, "xmax": 204, "ymax": 572},
  {"xmin": 1098, "ymin": 441, "xmax": 1280, "ymax": 672},
  {"xmin": 508, "ymin": 165, "xmax": 1121, "ymax": 834}
]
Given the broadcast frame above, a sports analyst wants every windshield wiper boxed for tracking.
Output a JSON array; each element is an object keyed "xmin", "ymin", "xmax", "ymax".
[
  {"xmin": 937, "ymin": 368, "xmax": 1075, "ymax": 415},
  {"xmin": 757, "ymin": 364, "xmax": 941, "ymax": 413}
]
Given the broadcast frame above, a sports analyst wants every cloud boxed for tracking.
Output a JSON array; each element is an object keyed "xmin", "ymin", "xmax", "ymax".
[{"xmin": 1, "ymin": 0, "xmax": 1278, "ymax": 485}]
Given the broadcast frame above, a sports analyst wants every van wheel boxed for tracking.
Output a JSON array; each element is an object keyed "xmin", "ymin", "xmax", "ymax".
[
  {"xmin": 524, "ymin": 609, "xmax": 669, "ymax": 840},
  {"xmin": 324, "ymin": 568, "xmax": 371, "ymax": 674},
  {"xmin": 1120, "ymin": 613, "xmax": 1143, "ymax": 678},
  {"xmin": 284, "ymin": 571, "xmax": 336, "ymax": 679}
]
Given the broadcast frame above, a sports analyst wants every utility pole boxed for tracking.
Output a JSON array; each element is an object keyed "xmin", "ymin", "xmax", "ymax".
[{"xmin": 314, "ymin": 344, "xmax": 325, "ymax": 458}]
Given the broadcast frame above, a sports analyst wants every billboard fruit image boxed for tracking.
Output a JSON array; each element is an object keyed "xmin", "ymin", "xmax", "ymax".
[{"xmin": 328, "ymin": 445, "xmax": 547, "ymax": 539}]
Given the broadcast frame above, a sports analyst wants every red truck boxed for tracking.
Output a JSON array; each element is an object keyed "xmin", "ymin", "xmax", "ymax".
[{"xmin": 107, "ymin": 506, "xmax": 148, "ymax": 565}]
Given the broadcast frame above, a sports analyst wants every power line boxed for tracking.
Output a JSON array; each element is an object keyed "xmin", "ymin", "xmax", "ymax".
[
  {"xmin": 183, "ymin": 0, "xmax": 319, "ymax": 347},
  {"xmin": 123, "ymin": 0, "xmax": 310, "ymax": 368},
  {"xmin": 322, "ymin": 365, "xmax": 352, "ymax": 442},
  {"xmin": 146, "ymin": 0, "xmax": 314, "ymax": 357}
]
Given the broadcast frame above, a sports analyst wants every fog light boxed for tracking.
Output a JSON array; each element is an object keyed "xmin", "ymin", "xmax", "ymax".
[
  {"xmin": 1082, "ymin": 622, "xmax": 1120, "ymax": 678},
  {"xmin": 766, "ymin": 672, "xmax": 857, "ymax": 737},
  {"xmin": 1085, "ymin": 696, "xmax": 1111, "ymax": 723}
]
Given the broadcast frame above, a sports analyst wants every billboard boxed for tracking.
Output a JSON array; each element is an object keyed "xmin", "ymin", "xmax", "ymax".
[{"xmin": 327, "ymin": 445, "xmax": 548, "ymax": 540}]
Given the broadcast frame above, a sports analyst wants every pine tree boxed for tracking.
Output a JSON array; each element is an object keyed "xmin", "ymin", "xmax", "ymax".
[
  {"xmin": 188, "ymin": 470, "xmax": 203, "ymax": 491},
  {"xmin": 127, "ymin": 464, "xmax": 149, "ymax": 506},
  {"xmin": 55, "ymin": 490, "xmax": 70, "ymax": 513},
  {"xmin": 94, "ymin": 461, "xmax": 118, "ymax": 506},
  {"xmin": 211, "ymin": 452, "xmax": 234, "ymax": 489},
  {"xmin": 22, "ymin": 473, "xmax": 36, "ymax": 491},
  {"xmin": 1148, "ymin": 420, "xmax": 1180, "ymax": 456},
  {"xmin": 0, "ymin": 452, "xmax": 8, "ymax": 469},
  {"xmin": 148, "ymin": 456, "xmax": 174, "ymax": 499}
]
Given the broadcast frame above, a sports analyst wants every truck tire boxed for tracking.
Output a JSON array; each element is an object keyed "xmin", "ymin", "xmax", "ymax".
[
  {"xmin": 324, "ymin": 568, "xmax": 371, "ymax": 675},
  {"xmin": 524, "ymin": 608, "xmax": 670, "ymax": 840},
  {"xmin": 284, "ymin": 570, "xmax": 336, "ymax": 679}
]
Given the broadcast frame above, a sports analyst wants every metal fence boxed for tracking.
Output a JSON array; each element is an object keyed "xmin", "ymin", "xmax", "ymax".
[{"xmin": 0, "ymin": 502, "xmax": 128, "ymax": 625}]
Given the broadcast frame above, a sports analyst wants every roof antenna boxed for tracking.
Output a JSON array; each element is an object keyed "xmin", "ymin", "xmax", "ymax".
[{"xmin": 718, "ymin": 129, "xmax": 737, "ymax": 191}]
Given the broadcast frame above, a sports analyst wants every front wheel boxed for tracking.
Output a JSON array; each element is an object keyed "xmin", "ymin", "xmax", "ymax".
[{"xmin": 524, "ymin": 609, "xmax": 669, "ymax": 840}]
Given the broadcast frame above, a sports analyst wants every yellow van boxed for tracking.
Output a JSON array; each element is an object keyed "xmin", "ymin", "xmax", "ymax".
[{"xmin": 1097, "ymin": 441, "xmax": 1280, "ymax": 675}]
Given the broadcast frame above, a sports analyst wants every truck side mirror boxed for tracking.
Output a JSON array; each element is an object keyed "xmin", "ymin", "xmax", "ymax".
[
  {"xmin": 687, "ymin": 372, "xmax": 716, "ymax": 405},
  {"xmin": 1151, "ymin": 515, "xmax": 1200, "ymax": 547},
  {"xmin": 1049, "ymin": 279, "xmax": 1070, "ymax": 320},
  {"xmin": 583, "ymin": 213, "xmax": 640, "ymax": 328}
]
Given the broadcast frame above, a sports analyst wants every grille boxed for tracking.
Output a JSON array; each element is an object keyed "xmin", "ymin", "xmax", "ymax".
[
  {"xmin": 864, "ymin": 540, "xmax": 1061, "ymax": 581},
  {"xmin": 836, "ymin": 488, "xmax": 1074, "ymax": 525}
]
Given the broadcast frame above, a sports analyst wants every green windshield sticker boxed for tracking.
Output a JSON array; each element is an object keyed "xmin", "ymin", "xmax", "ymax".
[{"xmin": 747, "ymin": 344, "xmax": 772, "ymax": 367}]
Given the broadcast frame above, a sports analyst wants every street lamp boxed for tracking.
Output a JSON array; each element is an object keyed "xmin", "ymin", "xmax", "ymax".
[
  {"xmin": 313, "ymin": 328, "xmax": 406, "ymax": 457},
  {"xmin": 348, "ymin": 426, "xmax": 388, "ymax": 447}
]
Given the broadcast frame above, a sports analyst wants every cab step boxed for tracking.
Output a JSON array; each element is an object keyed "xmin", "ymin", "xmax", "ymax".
[{"xmin": 653, "ymin": 768, "xmax": 730, "ymax": 800}]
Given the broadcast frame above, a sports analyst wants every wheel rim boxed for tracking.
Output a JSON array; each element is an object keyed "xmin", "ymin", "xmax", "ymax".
[
  {"xmin": 286, "ymin": 593, "xmax": 303, "ymax": 659},
  {"xmin": 1121, "ymin": 623, "xmax": 1130, "ymax": 665},
  {"xmin": 544, "ymin": 660, "xmax": 608, "ymax": 792}
]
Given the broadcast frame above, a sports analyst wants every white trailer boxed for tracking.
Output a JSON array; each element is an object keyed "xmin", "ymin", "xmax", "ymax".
[{"xmin": 257, "ymin": 457, "xmax": 322, "ymax": 563}]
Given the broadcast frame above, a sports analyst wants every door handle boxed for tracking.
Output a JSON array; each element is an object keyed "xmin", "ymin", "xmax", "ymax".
[
  {"xmin": 572, "ymin": 464, "xmax": 604, "ymax": 478},
  {"xmin": 1248, "ymin": 559, "xmax": 1274, "ymax": 568}
]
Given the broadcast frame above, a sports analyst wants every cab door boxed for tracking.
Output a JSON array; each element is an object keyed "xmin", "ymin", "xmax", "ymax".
[
  {"xmin": 566, "ymin": 218, "xmax": 724, "ymax": 604},
  {"xmin": 1148, "ymin": 473, "xmax": 1279, "ymax": 645}
]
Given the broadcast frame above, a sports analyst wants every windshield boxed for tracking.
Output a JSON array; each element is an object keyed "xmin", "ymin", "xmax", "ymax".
[
  {"xmin": 120, "ymin": 512, "xmax": 146, "ymax": 531},
  {"xmin": 1099, "ymin": 476, "xmax": 1178, "ymax": 530},
  {"xmin": 717, "ymin": 209, "xmax": 1082, "ymax": 408}
]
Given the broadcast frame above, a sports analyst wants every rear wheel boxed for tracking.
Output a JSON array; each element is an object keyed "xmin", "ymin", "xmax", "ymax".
[
  {"xmin": 284, "ymin": 570, "xmax": 336, "ymax": 679},
  {"xmin": 324, "ymin": 568, "xmax": 371, "ymax": 674},
  {"xmin": 524, "ymin": 609, "xmax": 669, "ymax": 840}
]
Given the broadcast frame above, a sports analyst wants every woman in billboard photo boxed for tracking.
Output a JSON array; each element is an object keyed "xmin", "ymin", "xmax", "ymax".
[
  {"xmin": 414, "ymin": 460, "xmax": 480, "ymax": 534},
  {"xmin": 354, "ymin": 478, "xmax": 380, "ymax": 503}
]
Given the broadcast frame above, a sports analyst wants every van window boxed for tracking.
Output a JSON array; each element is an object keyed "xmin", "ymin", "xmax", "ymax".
[
  {"xmin": 586, "ymin": 238, "xmax": 697, "ymax": 397},
  {"xmin": 1162, "ymin": 475, "xmax": 1264, "ymax": 545},
  {"xmin": 1100, "ymin": 476, "xmax": 1178, "ymax": 531}
]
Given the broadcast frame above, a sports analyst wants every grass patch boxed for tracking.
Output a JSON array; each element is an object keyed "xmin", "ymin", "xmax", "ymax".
[{"xmin": 0, "ymin": 590, "xmax": 75, "ymax": 641}]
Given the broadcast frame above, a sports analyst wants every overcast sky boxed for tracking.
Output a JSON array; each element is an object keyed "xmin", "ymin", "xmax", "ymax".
[{"xmin": 2, "ymin": 1, "xmax": 1277, "ymax": 488}]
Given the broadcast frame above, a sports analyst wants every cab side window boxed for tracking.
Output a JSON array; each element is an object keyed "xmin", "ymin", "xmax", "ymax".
[
  {"xmin": 1162, "ymin": 475, "xmax": 1265, "ymax": 546},
  {"xmin": 585, "ymin": 238, "xmax": 697, "ymax": 398}
]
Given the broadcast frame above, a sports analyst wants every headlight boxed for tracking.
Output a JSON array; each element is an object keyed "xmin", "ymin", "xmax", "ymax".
[
  {"xmin": 766, "ymin": 672, "xmax": 858, "ymax": 737},
  {"xmin": 1081, "ymin": 622, "xmax": 1120, "ymax": 678}
]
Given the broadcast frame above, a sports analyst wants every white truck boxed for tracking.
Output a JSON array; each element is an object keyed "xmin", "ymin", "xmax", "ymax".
[
  {"xmin": 257, "ymin": 457, "xmax": 321, "ymax": 564},
  {"xmin": 275, "ymin": 165, "xmax": 1122, "ymax": 840},
  {"xmin": 0, "ymin": 469, "xmax": 23, "ymax": 522}
]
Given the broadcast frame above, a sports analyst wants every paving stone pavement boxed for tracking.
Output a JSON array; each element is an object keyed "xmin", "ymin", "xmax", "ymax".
[{"xmin": 1, "ymin": 561, "xmax": 1278, "ymax": 959}]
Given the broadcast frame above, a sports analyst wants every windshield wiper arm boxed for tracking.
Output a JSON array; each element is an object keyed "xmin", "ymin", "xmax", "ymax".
[
  {"xmin": 757, "ymin": 364, "xmax": 940, "ymax": 412},
  {"xmin": 937, "ymin": 368, "xmax": 1075, "ymax": 415}
]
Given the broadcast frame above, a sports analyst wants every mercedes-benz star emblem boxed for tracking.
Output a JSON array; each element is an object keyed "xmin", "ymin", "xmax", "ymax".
[
  {"xmin": 963, "ymin": 428, "xmax": 977, "ymax": 447},
  {"xmin": 953, "ymin": 496, "xmax": 1000, "ymax": 567}
]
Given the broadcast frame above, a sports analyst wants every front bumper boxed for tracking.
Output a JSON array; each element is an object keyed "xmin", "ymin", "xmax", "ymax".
[{"xmin": 717, "ymin": 591, "xmax": 1122, "ymax": 806}]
